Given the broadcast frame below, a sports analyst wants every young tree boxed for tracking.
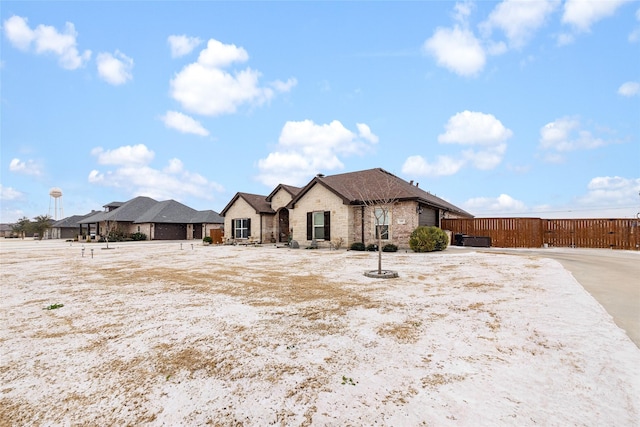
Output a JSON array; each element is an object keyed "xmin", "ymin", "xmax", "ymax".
[{"xmin": 355, "ymin": 170, "xmax": 399, "ymax": 275}]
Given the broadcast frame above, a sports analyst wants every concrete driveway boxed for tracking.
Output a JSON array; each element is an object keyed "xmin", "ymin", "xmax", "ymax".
[{"xmin": 452, "ymin": 247, "xmax": 640, "ymax": 348}]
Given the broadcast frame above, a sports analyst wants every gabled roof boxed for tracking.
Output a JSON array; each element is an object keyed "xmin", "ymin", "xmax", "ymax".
[
  {"xmin": 290, "ymin": 168, "xmax": 473, "ymax": 217},
  {"xmin": 220, "ymin": 192, "xmax": 275, "ymax": 216},
  {"xmin": 266, "ymin": 184, "xmax": 302, "ymax": 202},
  {"xmin": 190, "ymin": 210, "xmax": 224, "ymax": 224},
  {"xmin": 52, "ymin": 211, "xmax": 101, "ymax": 228},
  {"xmin": 79, "ymin": 196, "xmax": 158, "ymax": 223}
]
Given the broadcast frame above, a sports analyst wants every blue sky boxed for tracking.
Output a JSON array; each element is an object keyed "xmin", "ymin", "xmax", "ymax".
[{"xmin": 1, "ymin": 1, "xmax": 639, "ymax": 223}]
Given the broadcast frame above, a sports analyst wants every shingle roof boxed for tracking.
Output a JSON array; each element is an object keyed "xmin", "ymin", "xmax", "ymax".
[
  {"xmin": 103, "ymin": 201, "xmax": 124, "ymax": 209},
  {"xmin": 190, "ymin": 210, "xmax": 224, "ymax": 224},
  {"xmin": 133, "ymin": 200, "xmax": 196, "ymax": 224},
  {"xmin": 290, "ymin": 168, "xmax": 473, "ymax": 217},
  {"xmin": 52, "ymin": 211, "xmax": 100, "ymax": 228},
  {"xmin": 220, "ymin": 192, "xmax": 274, "ymax": 216},
  {"xmin": 79, "ymin": 196, "xmax": 158, "ymax": 223},
  {"xmin": 79, "ymin": 196, "xmax": 223, "ymax": 224},
  {"xmin": 266, "ymin": 184, "xmax": 301, "ymax": 202}
]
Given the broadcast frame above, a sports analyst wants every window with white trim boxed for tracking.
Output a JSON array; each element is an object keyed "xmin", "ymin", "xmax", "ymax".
[
  {"xmin": 306, "ymin": 211, "xmax": 330, "ymax": 240},
  {"xmin": 313, "ymin": 211, "xmax": 325, "ymax": 240},
  {"xmin": 233, "ymin": 218, "xmax": 250, "ymax": 239}
]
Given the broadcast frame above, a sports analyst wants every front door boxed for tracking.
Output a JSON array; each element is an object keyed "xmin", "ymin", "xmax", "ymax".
[{"xmin": 278, "ymin": 209, "xmax": 290, "ymax": 243}]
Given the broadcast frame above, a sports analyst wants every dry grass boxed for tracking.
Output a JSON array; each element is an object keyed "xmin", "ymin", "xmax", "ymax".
[{"xmin": 1, "ymin": 241, "xmax": 638, "ymax": 426}]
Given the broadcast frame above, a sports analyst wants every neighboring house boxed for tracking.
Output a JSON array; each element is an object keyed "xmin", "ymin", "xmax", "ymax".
[
  {"xmin": 50, "ymin": 211, "xmax": 100, "ymax": 240},
  {"xmin": 78, "ymin": 196, "xmax": 223, "ymax": 241},
  {"xmin": 221, "ymin": 168, "xmax": 472, "ymax": 248},
  {"xmin": 0, "ymin": 223, "xmax": 15, "ymax": 238}
]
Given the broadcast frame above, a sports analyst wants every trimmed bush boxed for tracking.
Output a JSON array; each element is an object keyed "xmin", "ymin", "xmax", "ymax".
[
  {"xmin": 130, "ymin": 232, "xmax": 147, "ymax": 241},
  {"xmin": 202, "ymin": 236, "xmax": 213, "ymax": 244},
  {"xmin": 366, "ymin": 243, "xmax": 378, "ymax": 251},
  {"xmin": 350, "ymin": 242, "xmax": 365, "ymax": 251},
  {"xmin": 409, "ymin": 226, "xmax": 449, "ymax": 252},
  {"xmin": 382, "ymin": 243, "xmax": 398, "ymax": 252}
]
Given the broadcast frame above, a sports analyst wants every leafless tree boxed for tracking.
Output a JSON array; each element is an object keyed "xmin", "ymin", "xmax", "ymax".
[{"xmin": 354, "ymin": 171, "xmax": 400, "ymax": 275}]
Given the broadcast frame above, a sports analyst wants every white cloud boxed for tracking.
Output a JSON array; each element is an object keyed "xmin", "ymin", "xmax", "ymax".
[
  {"xmin": 3, "ymin": 15, "xmax": 91, "ymax": 69},
  {"xmin": 0, "ymin": 184, "xmax": 24, "ymax": 201},
  {"xmin": 462, "ymin": 143, "xmax": 507, "ymax": 170},
  {"xmin": 403, "ymin": 111, "xmax": 512, "ymax": 177},
  {"xmin": 574, "ymin": 176, "xmax": 640, "ymax": 216},
  {"xmin": 539, "ymin": 117, "xmax": 613, "ymax": 159},
  {"xmin": 401, "ymin": 155, "xmax": 465, "ymax": 177},
  {"xmin": 356, "ymin": 123, "xmax": 379, "ymax": 144},
  {"xmin": 197, "ymin": 39, "xmax": 249, "ymax": 68},
  {"xmin": 438, "ymin": 110, "xmax": 513, "ymax": 145},
  {"xmin": 96, "ymin": 50, "xmax": 133, "ymax": 85},
  {"xmin": 91, "ymin": 144, "xmax": 154, "ymax": 166},
  {"xmin": 463, "ymin": 193, "xmax": 527, "ymax": 215},
  {"xmin": 3, "ymin": 15, "xmax": 35, "ymax": 50},
  {"xmin": 452, "ymin": 1, "xmax": 475, "ymax": 24},
  {"xmin": 170, "ymin": 38, "xmax": 296, "ymax": 116},
  {"xmin": 168, "ymin": 35, "xmax": 202, "ymax": 58},
  {"xmin": 460, "ymin": 177, "xmax": 640, "ymax": 218},
  {"xmin": 256, "ymin": 120, "xmax": 378, "ymax": 187},
  {"xmin": 562, "ymin": 0, "xmax": 632, "ymax": 32},
  {"xmin": 629, "ymin": 8, "xmax": 640, "ymax": 42},
  {"xmin": 481, "ymin": 0, "xmax": 559, "ymax": 49},
  {"xmin": 9, "ymin": 158, "xmax": 42, "ymax": 176},
  {"xmin": 618, "ymin": 81, "xmax": 640, "ymax": 97},
  {"xmin": 163, "ymin": 158, "xmax": 184, "ymax": 174},
  {"xmin": 271, "ymin": 78, "xmax": 298, "ymax": 93},
  {"xmin": 88, "ymin": 145, "xmax": 223, "ymax": 201},
  {"xmin": 161, "ymin": 111, "xmax": 209, "ymax": 136},
  {"xmin": 423, "ymin": 26, "xmax": 486, "ymax": 77}
]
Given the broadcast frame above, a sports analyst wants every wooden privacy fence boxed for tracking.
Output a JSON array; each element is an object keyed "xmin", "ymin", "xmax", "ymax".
[{"xmin": 441, "ymin": 218, "xmax": 640, "ymax": 250}]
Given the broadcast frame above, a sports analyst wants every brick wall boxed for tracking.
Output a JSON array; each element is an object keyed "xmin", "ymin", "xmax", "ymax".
[
  {"xmin": 224, "ymin": 198, "xmax": 265, "ymax": 243},
  {"xmin": 290, "ymin": 184, "xmax": 352, "ymax": 248},
  {"xmin": 353, "ymin": 201, "xmax": 420, "ymax": 249},
  {"xmin": 270, "ymin": 188, "xmax": 293, "ymax": 211}
]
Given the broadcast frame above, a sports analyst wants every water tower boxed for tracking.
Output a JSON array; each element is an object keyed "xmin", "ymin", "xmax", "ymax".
[{"xmin": 49, "ymin": 187, "xmax": 64, "ymax": 220}]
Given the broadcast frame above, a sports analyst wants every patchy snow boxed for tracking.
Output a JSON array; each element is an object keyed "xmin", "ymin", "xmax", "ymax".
[{"xmin": 1, "ymin": 239, "xmax": 639, "ymax": 426}]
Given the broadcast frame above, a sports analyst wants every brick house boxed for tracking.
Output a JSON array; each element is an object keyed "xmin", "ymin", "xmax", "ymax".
[
  {"xmin": 78, "ymin": 196, "xmax": 224, "ymax": 241},
  {"xmin": 221, "ymin": 168, "xmax": 472, "ymax": 248}
]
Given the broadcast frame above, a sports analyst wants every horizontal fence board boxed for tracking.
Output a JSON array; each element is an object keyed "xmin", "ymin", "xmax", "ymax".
[{"xmin": 441, "ymin": 218, "xmax": 640, "ymax": 250}]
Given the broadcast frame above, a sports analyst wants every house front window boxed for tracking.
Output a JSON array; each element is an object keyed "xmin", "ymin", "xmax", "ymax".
[
  {"xmin": 307, "ymin": 211, "xmax": 330, "ymax": 241},
  {"xmin": 374, "ymin": 207, "xmax": 389, "ymax": 240},
  {"xmin": 233, "ymin": 218, "xmax": 250, "ymax": 239},
  {"xmin": 314, "ymin": 211, "xmax": 325, "ymax": 239}
]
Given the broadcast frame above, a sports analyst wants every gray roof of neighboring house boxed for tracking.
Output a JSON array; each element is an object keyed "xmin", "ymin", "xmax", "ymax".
[
  {"xmin": 134, "ymin": 199, "xmax": 196, "ymax": 224},
  {"xmin": 78, "ymin": 196, "xmax": 223, "ymax": 225},
  {"xmin": 290, "ymin": 168, "xmax": 473, "ymax": 217},
  {"xmin": 103, "ymin": 201, "xmax": 124, "ymax": 208},
  {"xmin": 190, "ymin": 210, "xmax": 224, "ymax": 224},
  {"xmin": 79, "ymin": 196, "xmax": 159, "ymax": 223},
  {"xmin": 52, "ymin": 211, "xmax": 101, "ymax": 228},
  {"xmin": 220, "ymin": 192, "xmax": 275, "ymax": 216}
]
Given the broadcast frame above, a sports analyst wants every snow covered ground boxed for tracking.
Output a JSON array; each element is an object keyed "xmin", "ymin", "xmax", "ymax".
[{"xmin": 1, "ymin": 239, "xmax": 639, "ymax": 426}]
